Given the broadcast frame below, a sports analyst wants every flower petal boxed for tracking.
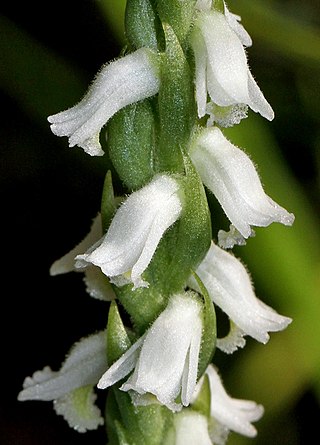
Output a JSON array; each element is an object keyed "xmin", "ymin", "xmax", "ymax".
[
  {"xmin": 199, "ymin": 11, "xmax": 251, "ymax": 106},
  {"xmin": 53, "ymin": 386, "xmax": 104, "ymax": 432},
  {"xmin": 247, "ymin": 70, "xmax": 275, "ymax": 121},
  {"xmin": 224, "ymin": 4, "xmax": 252, "ymax": 47},
  {"xmin": 97, "ymin": 336, "xmax": 145, "ymax": 389},
  {"xmin": 216, "ymin": 321, "xmax": 246, "ymax": 354},
  {"xmin": 83, "ymin": 266, "xmax": 116, "ymax": 301},
  {"xmin": 48, "ymin": 48, "xmax": 160, "ymax": 156},
  {"xmin": 191, "ymin": 29, "xmax": 208, "ymax": 118},
  {"xmin": 18, "ymin": 332, "xmax": 107, "ymax": 401},
  {"xmin": 205, "ymin": 365, "xmax": 264, "ymax": 439},
  {"xmin": 50, "ymin": 214, "xmax": 102, "ymax": 276}
]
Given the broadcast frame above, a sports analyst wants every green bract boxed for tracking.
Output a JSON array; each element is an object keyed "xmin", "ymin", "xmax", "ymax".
[
  {"xmin": 125, "ymin": 0, "xmax": 160, "ymax": 50},
  {"xmin": 107, "ymin": 101, "xmax": 156, "ymax": 191}
]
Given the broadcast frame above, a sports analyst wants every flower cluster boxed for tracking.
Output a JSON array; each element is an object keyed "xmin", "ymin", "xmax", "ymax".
[{"xmin": 19, "ymin": 1, "xmax": 294, "ymax": 444}]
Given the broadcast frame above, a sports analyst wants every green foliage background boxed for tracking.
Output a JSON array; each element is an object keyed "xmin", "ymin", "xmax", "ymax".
[{"xmin": 1, "ymin": 0, "xmax": 319, "ymax": 444}]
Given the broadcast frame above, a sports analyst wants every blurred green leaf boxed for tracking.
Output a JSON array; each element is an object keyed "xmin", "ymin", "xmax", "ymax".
[
  {"xmin": 0, "ymin": 14, "xmax": 86, "ymax": 124},
  {"xmin": 97, "ymin": 0, "xmax": 126, "ymax": 44},
  {"xmin": 228, "ymin": 0, "xmax": 320, "ymax": 67},
  {"xmin": 223, "ymin": 116, "xmax": 320, "ymax": 426}
]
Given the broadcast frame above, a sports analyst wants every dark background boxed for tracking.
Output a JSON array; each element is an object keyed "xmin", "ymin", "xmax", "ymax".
[
  {"xmin": 1, "ymin": 1, "xmax": 319, "ymax": 444},
  {"xmin": 1, "ymin": 2, "xmax": 119, "ymax": 444}
]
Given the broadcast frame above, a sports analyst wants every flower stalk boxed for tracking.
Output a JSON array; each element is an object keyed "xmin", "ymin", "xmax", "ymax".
[{"xmin": 18, "ymin": 1, "xmax": 294, "ymax": 444}]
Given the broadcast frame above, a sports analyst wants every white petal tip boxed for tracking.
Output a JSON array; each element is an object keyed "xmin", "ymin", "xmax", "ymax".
[
  {"xmin": 281, "ymin": 212, "xmax": 295, "ymax": 226},
  {"xmin": 97, "ymin": 378, "xmax": 109, "ymax": 390}
]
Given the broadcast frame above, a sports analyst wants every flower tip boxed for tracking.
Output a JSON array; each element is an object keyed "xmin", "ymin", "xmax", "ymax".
[
  {"xmin": 281, "ymin": 316, "xmax": 293, "ymax": 330},
  {"xmin": 281, "ymin": 211, "xmax": 295, "ymax": 226},
  {"xmin": 96, "ymin": 381, "xmax": 104, "ymax": 390},
  {"xmin": 49, "ymin": 262, "xmax": 62, "ymax": 276}
]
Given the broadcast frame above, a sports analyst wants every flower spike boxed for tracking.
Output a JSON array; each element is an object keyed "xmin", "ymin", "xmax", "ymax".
[{"xmin": 48, "ymin": 48, "xmax": 160, "ymax": 156}]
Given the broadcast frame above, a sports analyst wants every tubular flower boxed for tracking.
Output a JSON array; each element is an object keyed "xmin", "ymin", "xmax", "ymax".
[
  {"xmin": 76, "ymin": 174, "xmax": 183, "ymax": 290},
  {"xmin": 190, "ymin": 127, "xmax": 294, "ymax": 238},
  {"xmin": 193, "ymin": 365, "xmax": 264, "ymax": 445},
  {"xmin": 189, "ymin": 242, "xmax": 292, "ymax": 353},
  {"xmin": 48, "ymin": 48, "xmax": 160, "ymax": 156},
  {"xmin": 97, "ymin": 292, "xmax": 203, "ymax": 412},
  {"xmin": 190, "ymin": 6, "xmax": 274, "ymax": 125},
  {"xmin": 18, "ymin": 332, "xmax": 107, "ymax": 432}
]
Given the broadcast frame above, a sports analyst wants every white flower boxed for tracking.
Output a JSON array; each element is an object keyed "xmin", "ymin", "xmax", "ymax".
[
  {"xmin": 190, "ymin": 8, "xmax": 274, "ymax": 124},
  {"xmin": 97, "ymin": 292, "xmax": 203, "ymax": 412},
  {"xmin": 193, "ymin": 365, "xmax": 264, "ymax": 445},
  {"xmin": 50, "ymin": 214, "xmax": 115, "ymax": 301},
  {"xmin": 18, "ymin": 332, "xmax": 107, "ymax": 431},
  {"xmin": 76, "ymin": 174, "xmax": 183, "ymax": 290},
  {"xmin": 48, "ymin": 48, "xmax": 160, "ymax": 156},
  {"xmin": 189, "ymin": 242, "xmax": 292, "ymax": 352},
  {"xmin": 173, "ymin": 411, "xmax": 213, "ymax": 445},
  {"xmin": 190, "ymin": 127, "xmax": 294, "ymax": 238}
]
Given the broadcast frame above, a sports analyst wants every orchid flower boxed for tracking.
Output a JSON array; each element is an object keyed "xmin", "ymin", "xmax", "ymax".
[
  {"xmin": 48, "ymin": 48, "xmax": 160, "ymax": 156},
  {"xmin": 190, "ymin": 6, "xmax": 274, "ymax": 126},
  {"xmin": 192, "ymin": 365, "xmax": 264, "ymax": 445},
  {"xmin": 189, "ymin": 242, "xmax": 292, "ymax": 353},
  {"xmin": 190, "ymin": 127, "xmax": 294, "ymax": 239},
  {"xmin": 76, "ymin": 174, "xmax": 183, "ymax": 290},
  {"xmin": 18, "ymin": 332, "xmax": 107, "ymax": 432},
  {"xmin": 97, "ymin": 292, "xmax": 203, "ymax": 412}
]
